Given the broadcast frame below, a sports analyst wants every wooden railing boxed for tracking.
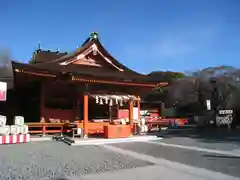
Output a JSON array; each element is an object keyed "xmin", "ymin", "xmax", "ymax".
[
  {"xmin": 26, "ymin": 122, "xmax": 110, "ymax": 136},
  {"xmin": 147, "ymin": 117, "xmax": 188, "ymax": 132},
  {"xmin": 26, "ymin": 123, "xmax": 67, "ymax": 136},
  {"xmin": 26, "ymin": 118, "xmax": 188, "ymax": 136}
]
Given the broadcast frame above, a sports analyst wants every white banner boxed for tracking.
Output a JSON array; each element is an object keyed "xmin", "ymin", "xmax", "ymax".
[
  {"xmin": 133, "ymin": 107, "xmax": 139, "ymax": 120},
  {"xmin": 0, "ymin": 82, "xmax": 7, "ymax": 101}
]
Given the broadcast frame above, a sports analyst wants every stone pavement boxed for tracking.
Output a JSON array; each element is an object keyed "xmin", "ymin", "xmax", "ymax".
[
  {"xmin": 160, "ymin": 128, "xmax": 240, "ymax": 151},
  {"xmin": 147, "ymin": 140, "xmax": 240, "ymax": 157},
  {"xmin": 79, "ymin": 144, "xmax": 238, "ymax": 180},
  {"xmin": 110, "ymin": 141, "xmax": 240, "ymax": 177},
  {"xmin": 160, "ymin": 136, "xmax": 240, "ymax": 151}
]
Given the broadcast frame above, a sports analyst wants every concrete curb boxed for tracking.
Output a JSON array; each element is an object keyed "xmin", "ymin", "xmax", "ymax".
[
  {"xmin": 63, "ymin": 136, "xmax": 163, "ymax": 146},
  {"xmin": 30, "ymin": 137, "xmax": 53, "ymax": 142}
]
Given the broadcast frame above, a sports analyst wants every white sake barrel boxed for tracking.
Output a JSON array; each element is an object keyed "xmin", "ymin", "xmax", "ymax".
[
  {"xmin": 10, "ymin": 125, "xmax": 21, "ymax": 135},
  {"xmin": 143, "ymin": 125, "xmax": 148, "ymax": 133},
  {"xmin": 0, "ymin": 115, "xmax": 6, "ymax": 126},
  {"xmin": 120, "ymin": 119, "xmax": 126, "ymax": 125},
  {"xmin": 17, "ymin": 125, "xmax": 29, "ymax": 134},
  {"xmin": 22, "ymin": 125, "xmax": 29, "ymax": 134},
  {"xmin": 14, "ymin": 116, "xmax": 24, "ymax": 125},
  {"xmin": 77, "ymin": 128, "xmax": 82, "ymax": 135},
  {"xmin": 0, "ymin": 125, "xmax": 10, "ymax": 135}
]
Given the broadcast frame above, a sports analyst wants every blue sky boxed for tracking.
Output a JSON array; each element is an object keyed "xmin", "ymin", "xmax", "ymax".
[{"xmin": 0, "ymin": 0, "xmax": 239, "ymax": 74}]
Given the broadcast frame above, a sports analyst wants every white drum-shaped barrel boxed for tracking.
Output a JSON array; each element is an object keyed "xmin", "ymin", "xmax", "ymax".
[
  {"xmin": 0, "ymin": 125, "xmax": 10, "ymax": 135},
  {"xmin": 120, "ymin": 119, "xmax": 126, "ymax": 125},
  {"xmin": 141, "ymin": 118, "xmax": 146, "ymax": 125},
  {"xmin": 0, "ymin": 115, "xmax": 6, "ymax": 126},
  {"xmin": 14, "ymin": 116, "xmax": 24, "ymax": 125},
  {"xmin": 18, "ymin": 125, "xmax": 29, "ymax": 134},
  {"xmin": 10, "ymin": 125, "xmax": 21, "ymax": 135},
  {"xmin": 143, "ymin": 125, "xmax": 148, "ymax": 132},
  {"xmin": 125, "ymin": 118, "xmax": 129, "ymax": 123}
]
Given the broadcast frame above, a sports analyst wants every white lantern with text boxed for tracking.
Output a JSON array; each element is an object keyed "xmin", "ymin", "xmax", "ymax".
[{"xmin": 206, "ymin": 100, "xmax": 211, "ymax": 110}]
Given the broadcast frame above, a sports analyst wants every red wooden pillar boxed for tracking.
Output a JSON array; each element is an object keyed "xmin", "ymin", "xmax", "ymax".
[
  {"xmin": 129, "ymin": 100, "xmax": 134, "ymax": 127},
  {"xmin": 40, "ymin": 83, "xmax": 46, "ymax": 136},
  {"xmin": 42, "ymin": 125, "xmax": 46, "ymax": 136},
  {"xmin": 40, "ymin": 83, "xmax": 45, "ymax": 123},
  {"xmin": 76, "ymin": 93, "xmax": 81, "ymax": 121},
  {"xmin": 72, "ymin": 92, "xmax": 76, "ymax": 123},
  {"xmin": 83, "ymin": 93, "xmax": 89, "ymax": 138},
  {"xmin": 160, "ymin": 102, "xmax": 165, "ymax": 117}
]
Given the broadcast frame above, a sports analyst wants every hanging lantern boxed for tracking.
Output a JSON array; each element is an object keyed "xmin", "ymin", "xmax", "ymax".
[
  {"xmin": 120, "ymin": 99, "xmax": 123, "ymax": 106},
  {"xmin": 109, "ymin": 99, "xmax": 113, "ymax": 106},
  {"xmin": 99, "ymin": 98, "xmax": 103, "ymax": 105},
  {"xmin": 137, "ymin": 96, "xmax": 141, "ymax": 101},
  {"xmin": 133, "ymin": 100, "xmax": 136, "ymax": 106},
  {"xmin": 124, "ymin": 96, "xmax": 129, "ymax": 102},
  {"xmin": 96, "ymin": 96, "xmax": 99, "ymax": 104},
  {"xmin": 105, "ymin": 96, "xmax": 108, "ymax": 104}
]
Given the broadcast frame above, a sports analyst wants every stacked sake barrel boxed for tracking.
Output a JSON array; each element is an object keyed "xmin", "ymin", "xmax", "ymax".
[
  {"xmin": 136, "ymin": 118, "xmax": 148, "ymax": 135},
  {"xmin": 0, "ymin": 115, "xmax": 30, "ymax": 145}
]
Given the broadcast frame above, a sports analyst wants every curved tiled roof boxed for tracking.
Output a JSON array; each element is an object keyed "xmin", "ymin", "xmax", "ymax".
[
  {"xmin": 12, "ymin": 61, "xmax": 157, "ymax": 83},
  {"xmin": 31, "ymin": 33, "xmax": 143, "ymax": 76},
  {"xmin": 13, "ymin": 33, "xmax": 168, "ymax": 86}
]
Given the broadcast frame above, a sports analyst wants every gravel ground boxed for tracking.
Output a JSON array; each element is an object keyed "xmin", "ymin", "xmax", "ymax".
[
  {"xmin": 0, "ymin": 141, "xmax": 153, "ymax": 180},
  {"xmin": 111, "ymin": 142, "xmax": 240, "ymax": 178}
]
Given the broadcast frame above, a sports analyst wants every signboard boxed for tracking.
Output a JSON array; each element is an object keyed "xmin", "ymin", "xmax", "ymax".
[
  {"xmin": 216, "ymin": 115, "xmax": 233, "ymax": 126},
  {"xmin": 0, "ymin": 82, "xmax": 7, "ymax": 101}
]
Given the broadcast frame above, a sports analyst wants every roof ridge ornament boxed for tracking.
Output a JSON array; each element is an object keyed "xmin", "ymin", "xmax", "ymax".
[
  {"xmin": 90, "ymin": 32, "xmax": 99, "ymax": 39},
  {"xmin": 37, "ymin": 41, "xmax": 41, "ymax": 50}
]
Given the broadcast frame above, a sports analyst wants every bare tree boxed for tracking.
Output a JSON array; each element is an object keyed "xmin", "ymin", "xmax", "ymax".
[
  {"xmin": 166, "ymin": 66, "xmax": 240, "ymax": 116},
  {"xmin": 0, "ymin": 48, "xmax": 12, "ymax": 67},
  {"xmin": 0, "ymin": 48, "xmax": 13, "ymax": 88},
  {"xmin": 143, "ymin": 71, "xmax": 186, "ymax": 102}
]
